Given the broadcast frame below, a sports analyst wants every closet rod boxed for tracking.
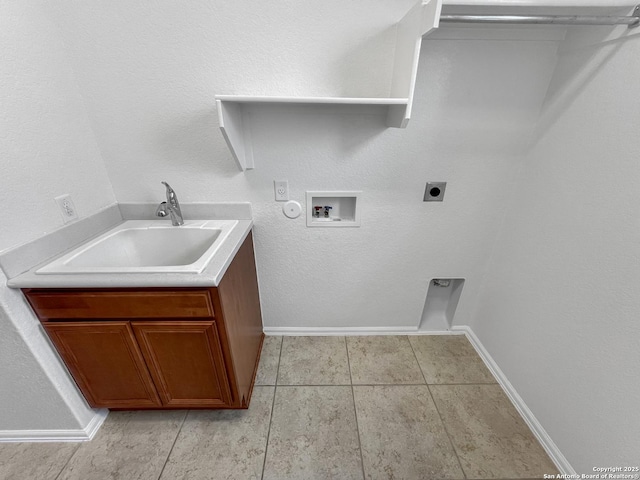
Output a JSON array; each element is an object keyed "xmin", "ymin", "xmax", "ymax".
[{"xmin": 440, "ymin": 5, "xmax": 640, "ymax": 28}]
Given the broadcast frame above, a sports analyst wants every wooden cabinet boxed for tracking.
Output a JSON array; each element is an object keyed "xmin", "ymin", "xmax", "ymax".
[
  {"xmin": 132, "ymin": 321, "xmax": 231, "ymax": 407},
  {"xmin": 24, "ymin": 232, "xmax": 264, "ymax": 410},
  {"xmin": 43, "ymin": 321, "xmax": 162, "ymax": 408},
  {"xmin": 26, "ymin": 289, "xmax": 215, "ymax": 320}
]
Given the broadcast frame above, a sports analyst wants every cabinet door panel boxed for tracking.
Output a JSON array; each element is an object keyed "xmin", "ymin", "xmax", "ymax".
[
  {"xmin": 44, "ymin": 322, "xmax": 161, "ymax": 408},
  {"xmin": 132, "ymin": 321, "xmax": 232, "ymax": 407}
]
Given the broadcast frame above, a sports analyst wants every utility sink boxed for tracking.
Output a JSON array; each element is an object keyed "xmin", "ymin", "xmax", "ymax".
[{"xmin": 36, "ymin": 220, "xmax": 238, "ymax": 274}]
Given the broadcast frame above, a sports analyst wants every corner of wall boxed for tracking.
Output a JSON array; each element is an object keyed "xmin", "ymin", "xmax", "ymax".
[
  {"xmin": 0, "ymin": 269, "xmax": 97, "ymax": 433},
  {"xmin": 451, "ymin": 325, "xmax": 576, "ymax": 474}
]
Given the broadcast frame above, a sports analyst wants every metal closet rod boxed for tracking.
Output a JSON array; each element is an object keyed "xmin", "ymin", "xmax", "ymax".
[{"xmin": 440, "ymin": 5, "xmax": 640, "ymax": 28}]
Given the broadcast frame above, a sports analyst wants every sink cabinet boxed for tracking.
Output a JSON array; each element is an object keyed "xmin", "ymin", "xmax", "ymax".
[{"xmin": 23, "ymin": 232, "xmax": 263, "ymax": 410}]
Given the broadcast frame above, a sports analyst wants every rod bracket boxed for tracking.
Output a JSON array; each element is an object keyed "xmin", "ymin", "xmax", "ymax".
[{"xmin": 632, "ymin": 5, "xmax": 640, "ymax": 28}]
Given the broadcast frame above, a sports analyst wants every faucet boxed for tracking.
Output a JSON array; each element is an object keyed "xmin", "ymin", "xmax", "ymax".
[{"xmin": 156, "ymin": 181, "xmax": 184, "ymax": 226}]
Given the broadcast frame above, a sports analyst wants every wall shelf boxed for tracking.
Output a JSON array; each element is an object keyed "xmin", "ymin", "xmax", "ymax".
[
  {"xmin": 216, "ymin": 96, "xmax": 409, "ymax": 171},
  {"xmin": 215, "ymin": 0, "xmax": 443, "ymax": 171},
  {"xmin": 216, "ymin": 0, "xmax": 636, "ymax": 170}
]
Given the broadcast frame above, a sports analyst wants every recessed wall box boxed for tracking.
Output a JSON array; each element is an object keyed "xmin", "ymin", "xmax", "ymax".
[
  {"xmin": 306, "ymin": 191, "xmax": 361, "ymax": 227},
  {"xmin": 418, "ymin": 278, "xmax": 465, "ymax": 331}
]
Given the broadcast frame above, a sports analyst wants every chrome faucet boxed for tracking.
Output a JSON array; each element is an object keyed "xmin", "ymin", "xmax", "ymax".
[{"xmin": 156, "ymin": 181, "xmax": 184, "ymax": 226}]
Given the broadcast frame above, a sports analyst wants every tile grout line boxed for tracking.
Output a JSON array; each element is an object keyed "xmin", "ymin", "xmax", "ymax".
[
  {"xmin": 407, "ymin": 337, "xmax": 468, "ymax": 480},
  {"xmin": 260, "ymin": 335, "xmax": 284, "ymax": 480},
  {"xmin": 156, "ymin": 409, "xmax": 189, "ymax": 480},
  {"xmin": 53, "ymin": 441, "xmax": 83, "ymax": 480},
  {"xmin": 345, "ymin": 336, "xmax": 367, "ymax": 480},
  {"xmin": 406, "ymin": 336, "xmax": 426, "ymax": 386},
  {"xmin": 425, "ymin": 385, "xmax": 468, "ymax": 480}
]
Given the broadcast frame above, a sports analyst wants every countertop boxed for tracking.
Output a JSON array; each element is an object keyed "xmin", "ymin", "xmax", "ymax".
[
  {"xmin": 3, "ymin": 203, "xmax": 254, "ymax": 289},
  {"xmin": 8, "ymin": 220, "xmax": 252, "ymax": 289}
]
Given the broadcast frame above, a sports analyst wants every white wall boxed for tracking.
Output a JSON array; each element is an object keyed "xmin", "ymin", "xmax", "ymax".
[
  {"xmin": 0, "ymin": 270, "xmax": 96, "ymax": 431},
  {"xmin": 46, "ymin": 0, "xmax": 561, "ymax": 331},
  {"xmin": 10, "ymin": 3, "xmax": 637, "ymax": 462},
  {"xmin": 470, "ymin": 22, "xmax": 640, "ymax": 470},
  {"xmin": 0, "ymin": 3, "xmax": 116, "ymax": 248},
  {"xmin": 0, "ymin": 2, "xmax": 116, "ymax": 431}
]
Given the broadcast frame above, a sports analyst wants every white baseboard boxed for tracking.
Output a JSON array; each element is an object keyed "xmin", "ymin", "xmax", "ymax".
[
  {"xmin": 0, "ymin": 409, "xmax": 108, "ymax": 443},
  {"xmin": 263, "ymin": 326, "xmax": 463, "ymax": 336},
  {"xmin": 451, "ymin": 326, "xmax": 576, "ymax": 476}
]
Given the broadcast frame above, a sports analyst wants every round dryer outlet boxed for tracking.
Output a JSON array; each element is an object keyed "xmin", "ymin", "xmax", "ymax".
[{"xmin": 283, "ymin": 201, "xmax": 302, "ymax": 219}]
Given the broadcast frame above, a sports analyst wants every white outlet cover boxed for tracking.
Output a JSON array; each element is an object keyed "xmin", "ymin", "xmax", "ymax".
[
  {"xmin": 55, "ymin": 194, "xmax": 78, "ymax": 223},
  {"xmin": 274, "ymin": 180, "xmax": 289, "ymax": 202},
  {"xmin": 283, "ymin": 200, "xmax": 302, "ymax": 219}
]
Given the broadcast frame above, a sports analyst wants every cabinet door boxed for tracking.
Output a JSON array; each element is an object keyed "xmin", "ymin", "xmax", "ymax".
[
  {"xmin": 132, "ymin": 321, "xmax": 232, "ymax": 407},
  {"xmin": 44, "ymin": 322, "xmax": 161, "ymax": 408}
]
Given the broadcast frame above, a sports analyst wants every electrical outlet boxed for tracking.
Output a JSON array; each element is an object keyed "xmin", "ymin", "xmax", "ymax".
[
  {"xmin": 423, "ymin": 182, "xmax": 447, "ymax": 202},
  {"xmin": 55, "ymin": 194, "xmax": 78, "ymax": 223},
  {"xmin": 274, "ymin": 180, "xmax": 289, "ymax": 201}
]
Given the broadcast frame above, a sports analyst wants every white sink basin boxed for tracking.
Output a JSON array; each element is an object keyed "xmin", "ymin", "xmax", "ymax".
[{"xmin": 36, "ymin": 220, "xmax": 238, "ymax": 274}]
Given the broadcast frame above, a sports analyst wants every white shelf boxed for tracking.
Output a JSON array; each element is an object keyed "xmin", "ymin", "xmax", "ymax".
[
  {"xmin": 216, "ymin": 0, "xmax": 632, "ymax": 170},
  {"xmin": 216, "ymin": 97, "xmax": 410, "ymax": 171},
  {"xmin": 216, "ymin": 0, "xmax": 443, "ymax": 171},
  {"xmin": 216, "ymin": 96, "xmax": 409, "ymax": 105}
]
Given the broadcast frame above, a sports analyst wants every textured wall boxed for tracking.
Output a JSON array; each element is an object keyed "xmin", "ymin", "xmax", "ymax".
[
  {"xmin": 470, "ymin": 23, "xmax": 640, "ymax": 470},
  {"xmin": 0, "ymin": 2, "xmax": 115, "ymax": 431},
  {"xmin": 0, "ymin": 270, "xmax": 95, "ymax": 431},
  {"xmin": 46, "ymin": 0, "xmax": 561, "ymax": 330},
  {"xmin": 0, "ymin": 2, "xmax": 115, "ymax": 251}
]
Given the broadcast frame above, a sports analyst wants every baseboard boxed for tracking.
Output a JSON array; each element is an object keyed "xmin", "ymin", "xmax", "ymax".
[
  {"xmin": 451, "ymin": 325, "xmax": 576, "ymax": 475},
  {"xmin": 0, "ymin": 409, "xmax": 108, "ymax": 443},
  {"xmin": 263, "ymin": 326, "xmax": 463, "ymax": 336}
]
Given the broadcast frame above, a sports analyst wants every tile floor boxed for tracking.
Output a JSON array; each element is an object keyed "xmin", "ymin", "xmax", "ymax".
[{"xmin": 0, "ymin": 335, "xmax": 559, "ymax": 480}]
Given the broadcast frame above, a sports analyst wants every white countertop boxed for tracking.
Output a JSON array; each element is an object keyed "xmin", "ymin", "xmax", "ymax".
[{"xmin": 6, "ymin": 215, "xmax": 253, "ymax": 289}]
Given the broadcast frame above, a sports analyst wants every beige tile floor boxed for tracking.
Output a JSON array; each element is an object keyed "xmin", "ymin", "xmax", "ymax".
[{"xmin": 0, "ymin": 335, "xmax": 559, "ymax": 480}]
